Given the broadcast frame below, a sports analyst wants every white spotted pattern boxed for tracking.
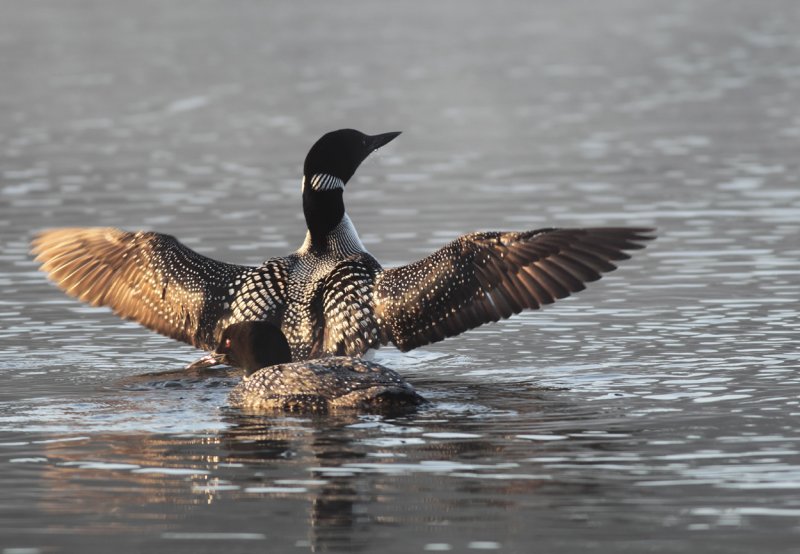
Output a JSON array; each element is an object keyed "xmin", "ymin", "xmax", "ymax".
[
  {"xmin": 373, "ymin": 227, "xmax": 653, "ymax": 351},
  {"xmin": 228, "ymin": 356, "xmax": 422, "ymax": 412},
  {"xmin": 269, "ymin": 213, "xmax": 382, "ymax": 360},
  {"xmin": 32, "ymin": 221, "xmax": 652, "ymax": 361},
  {"xmin": 31, "ymin": 228, "xmax": 252, "ymax": 349}
]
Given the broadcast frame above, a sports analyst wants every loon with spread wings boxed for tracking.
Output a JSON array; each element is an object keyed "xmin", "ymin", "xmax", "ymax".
[{"xmin": 32, "ymin": 129, "xmax": 653, "ymax": 362}]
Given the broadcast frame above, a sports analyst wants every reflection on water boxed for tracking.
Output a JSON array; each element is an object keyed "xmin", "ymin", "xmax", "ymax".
[
  {"xmin": 2, "ymin": 0, "xmax": 800, "ymax": 552},
  {"xmin": 4, "ymin": 382, "xmax": 799, "ymax": 552}
]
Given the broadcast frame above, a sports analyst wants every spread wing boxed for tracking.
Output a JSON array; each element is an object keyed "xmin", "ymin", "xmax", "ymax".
[
  {"xmin": 374, "ymin": 227, "xmax": 654, "ymax": 352},
  {"xmin": 31, "ymin": 227, "xmax": 265, "ymax": 350}
]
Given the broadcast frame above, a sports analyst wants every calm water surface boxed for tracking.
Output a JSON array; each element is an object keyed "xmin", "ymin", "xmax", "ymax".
[{"xmin": 1, "ymin": 1, "xmax": 799, "ymax": 552}]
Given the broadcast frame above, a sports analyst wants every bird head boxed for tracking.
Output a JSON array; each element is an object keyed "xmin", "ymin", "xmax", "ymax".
[
  {"xmin": 185, "ymin": 321, "xmax": 293, "ymax": 375},
  {"xmin": 302, "ymin": 129, "xmax": 401, "ymax": 192}
]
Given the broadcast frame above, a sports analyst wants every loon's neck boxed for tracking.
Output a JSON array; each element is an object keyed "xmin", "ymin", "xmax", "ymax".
[
  {"xmin": 300, "ymin": 174, "xmax": 368, "ymax": 256},
  {"xmin": 298, "ymin": 213, "xmax": 367, "ymax": 256},
  {"xmin": 302, "ymin": 182, "xmax": 343, "ymax": 244}
]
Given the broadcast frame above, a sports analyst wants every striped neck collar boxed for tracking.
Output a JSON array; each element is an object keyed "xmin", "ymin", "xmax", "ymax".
[
  {"xmin": 297, "ymin": 213, "xmax": 367, "ymax": 256},
  {"xmin": 303, "ymin": 173, "xmax": 345, "ymax": 192}
]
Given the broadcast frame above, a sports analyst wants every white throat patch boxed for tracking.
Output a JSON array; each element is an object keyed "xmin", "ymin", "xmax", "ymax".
[{"xmin": 303, "ymin": 173, "xmax": 345, "ymax": 192}]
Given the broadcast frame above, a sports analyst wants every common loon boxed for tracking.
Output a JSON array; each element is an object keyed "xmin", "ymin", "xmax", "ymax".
[
  {"xmin": 32, "ymin": 129, "xmax": 654, "ymax": 361},
  {"xmin": 188, "ymin": 321, "xmax": 424, "ymax": 412}
]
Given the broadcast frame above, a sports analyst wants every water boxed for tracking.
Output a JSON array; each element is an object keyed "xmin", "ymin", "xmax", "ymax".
[{"xmin": 1, "ymin": 0, "xmax": 799, "ymax": 552}]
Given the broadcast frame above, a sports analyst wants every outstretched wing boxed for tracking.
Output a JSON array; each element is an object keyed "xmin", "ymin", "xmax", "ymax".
[
  {"xmin": 374, "ymin": 227, "xmax": 654, "ymax": 352},
  {"xmin": 32, "ymin": 227, "xmax": 261, "ymax": 350}
]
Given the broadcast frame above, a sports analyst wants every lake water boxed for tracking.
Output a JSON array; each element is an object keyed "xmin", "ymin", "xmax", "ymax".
[{"xmin": 1, "ymin": 1, "xmax": 799, "ymax": 552}]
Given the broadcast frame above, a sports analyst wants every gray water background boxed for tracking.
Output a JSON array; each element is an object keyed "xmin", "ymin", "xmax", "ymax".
[{"xmin": 1, "ymin": 1, "xmax": 799, "ymax": 552}]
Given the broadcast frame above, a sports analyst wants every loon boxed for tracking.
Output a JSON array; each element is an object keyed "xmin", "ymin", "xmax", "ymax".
[
  {"xmin": 188, "ymin": 321, "xmax": 424, "ymax": 412},
  {"xmin": 32, "ymin": 129, "xmax": 654, "ymax": 362}
]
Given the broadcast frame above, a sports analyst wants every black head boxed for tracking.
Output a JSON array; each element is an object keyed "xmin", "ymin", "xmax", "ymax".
[
  {"xmin": 185, "ymin": 322, "xmax": 293, "ymax": 375},
  {"xmin": 303, "ymin": 129, "xmax": 401, "ymax": 187},
  {"xmin": 301, "ymin": 129, "xmax": 400, "ymax": 250}
]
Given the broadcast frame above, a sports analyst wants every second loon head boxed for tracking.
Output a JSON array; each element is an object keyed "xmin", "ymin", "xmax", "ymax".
[
  {"xmin": 187, "ymin": 321, "xmax": 292, "ymax": 375},
  {"xmin": 303, "ymin": 129, "xmax": 401, "ymax": 192}
]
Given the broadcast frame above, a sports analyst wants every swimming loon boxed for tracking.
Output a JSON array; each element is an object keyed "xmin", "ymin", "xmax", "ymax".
[
  {"xmin": 188, "ymin": 321, "xmax": 424, "ymax": 412},
  {"xmin": 32, "ymin": 129, "xmax": 654, "ymax": 361}
]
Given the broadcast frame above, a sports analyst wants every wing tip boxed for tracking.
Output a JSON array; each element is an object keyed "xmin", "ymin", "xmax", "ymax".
[{"xmin": 626, "ymin": 227, "xmax": 657, "ymax": 247}]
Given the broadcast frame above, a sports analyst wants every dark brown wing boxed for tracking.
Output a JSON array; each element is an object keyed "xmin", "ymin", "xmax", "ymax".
[
  {"xmin": 31, "ymin": 227, "xmax": 259, "ymax": 350},
  {"xmin": 374, "ymin": 227, "xmax": 654, "ymax": 352}
]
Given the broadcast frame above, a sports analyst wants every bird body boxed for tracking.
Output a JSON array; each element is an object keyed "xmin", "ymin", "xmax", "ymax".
[
  {"xmin": 188, "ymin": 321, "xmax": 424, "ymax": 413},
  {"xmin": 228, "ymin": 357, "xmax": 423, "ymax": 413}
]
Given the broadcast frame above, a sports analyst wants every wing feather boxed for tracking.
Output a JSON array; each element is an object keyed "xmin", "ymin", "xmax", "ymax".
[
  {"xmin": 319, "ymin": 259, "xmax": 383, "ymax": 357},
  {"xmin": 375, "ymin": 227, "xmax": 654, "ymax": 352},
  {"xmin": 32, "ymin": 227, "xmax": 259, "ymax": 349}
]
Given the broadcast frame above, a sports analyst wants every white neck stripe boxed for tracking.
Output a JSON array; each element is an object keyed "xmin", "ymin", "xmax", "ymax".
[{"xmin": 304, "ymin": 173, "xmax": 345, "ymax": 192}]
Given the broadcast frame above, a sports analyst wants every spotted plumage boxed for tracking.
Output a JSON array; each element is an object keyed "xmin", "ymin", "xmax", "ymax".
[
  {"xmin": 230, "ymin": 357, "xmax": 423, "ymax": 413},
  {"xmin": 30, "ymin": 228, "xmax": 253, "ymax": 348},
  {"xmin": 374, "ymin": 227, "xmax": 653, "ymax": 351},
  {"xmin": 31, "ymin": 129, "xmax": 655, "ymax": 362},
  {"xmin": 188, "ymin": 321, "xmax": 424, "ymax": 413}
]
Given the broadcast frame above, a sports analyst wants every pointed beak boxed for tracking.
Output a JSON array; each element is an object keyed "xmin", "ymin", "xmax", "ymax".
[
  {"xmin": 185, "ymin": 352, "xmax": 227, "ymax": 371},
  {"xmin": 366, "ymin": 131, "xmax": 401, "ymax": 152}
]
